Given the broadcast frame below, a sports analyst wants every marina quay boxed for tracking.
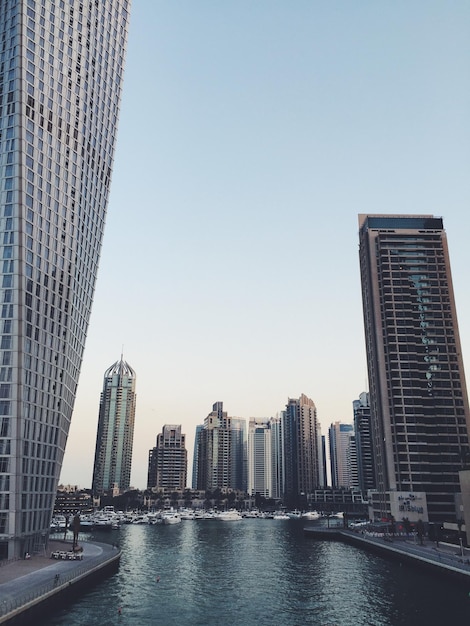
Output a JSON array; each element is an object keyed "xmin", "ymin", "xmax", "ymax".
[{"xmin": 0, "ymin": 538, "xmax": 120, "ymax": 625}]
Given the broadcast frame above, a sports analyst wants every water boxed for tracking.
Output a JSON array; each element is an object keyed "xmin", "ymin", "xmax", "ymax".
[{"xmin": 44, "ymin": 520, "xmax": 470, "ymax": 625}]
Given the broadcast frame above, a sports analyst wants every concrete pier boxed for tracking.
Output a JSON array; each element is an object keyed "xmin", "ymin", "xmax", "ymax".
[{"xmin": 0, "ymin": 539, "xmax": 120, "ymax": 625}]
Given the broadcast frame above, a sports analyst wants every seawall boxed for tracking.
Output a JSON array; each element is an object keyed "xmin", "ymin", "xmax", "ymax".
[
  {"xmin": 304, "ymin": 526, "xmax": 470, "ymax": 585},
  {"xmin": 0, "ymin": 542, "xmax": 120, "ymax": 625}
]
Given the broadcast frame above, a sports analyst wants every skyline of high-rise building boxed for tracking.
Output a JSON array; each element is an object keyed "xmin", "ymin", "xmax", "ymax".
[
  {"xmin": 353, "ymin": 392, "xmax": 376, "ymax": 492},
  {"xmin": 328, "ymin": 422, "xmax": 357, "ymax": 489},
  {"xmin": 282, "ymin": 394, "xmax": 323, "ymax": 507},
  {"xmin": 359, "ymin": 214, "xmax": 470, "ymax": 523},
  {"xmin": 195, "ymin": 402, "xmax": 246, "ymax": 492},
  {"xmin": 0, "ymin": 1, "xmax": 129, "ymax": 558},
  {"xmin": 147, "ymin": 424, "xmax": 187, "ymax": 492},
  {"xmin": 248, "ymin": 418, "xmax": 272, "ymax": 498},
  {"xmin": 92, "ymin": 358, "xmax": 136, "ymax": 496}
]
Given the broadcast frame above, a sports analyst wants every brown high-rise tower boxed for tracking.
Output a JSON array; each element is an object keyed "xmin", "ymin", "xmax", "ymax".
[{"xmin": 359, "ymin": 214, "xmax": 470, "ymax": 523}]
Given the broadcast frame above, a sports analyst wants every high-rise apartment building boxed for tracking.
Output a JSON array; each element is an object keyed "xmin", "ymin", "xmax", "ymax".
[
  {"xmin": 270, "ymin": 416, "xmax": 283, "ymax": 500},
  {"xmin": 192, "ymin": 424, "xmax": 203, "ymax": 490},
  {"xmin": 359, "ymin": 214, "xmax": 470, "ymax": 523},
  {"xmin": 0, "ymin": 1, "xmax": 129, "ymax": 558},
  {"xmin": 92, "ymin": 358, "xmax": 136, "ymax": 496},
  {"xmin": 147, "ymin": 424, "xmax": 187, "ymax": 491},
  {"xmin": 195, "ymin": 402, "xmax": 246, "ymax": 492},
  {"xmin": 248, "ymin": 418, "xmax": 272, "ymax": 498},
  {"xmin": 282, "ymin": 394, "xmax": 322, "ymax": 507},
  {"xmin": 353, "ymin": 392, "xmax": 376, "ymax": 492},
  {"xmin": 329, "ymin": 422, "xmax": 357, "ymax": 489}
]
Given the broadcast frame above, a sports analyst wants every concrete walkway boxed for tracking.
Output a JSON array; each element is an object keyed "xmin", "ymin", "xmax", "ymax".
[
  {"xmin": 305, "ymin": 525, "xmax": 470, "ymax": 582},
  {"xmin": 0, "ymin": 539, "xmax": 120, "ymax": 623}
]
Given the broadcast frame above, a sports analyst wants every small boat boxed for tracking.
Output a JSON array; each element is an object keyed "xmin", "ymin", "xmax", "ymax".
[
  {"xmin": 286, "ymin": 510, "xmax": 302, "ymax": 519},
  {"xmin": 273, "ymin": 513, "xmax": 290, "ymax": 520}
]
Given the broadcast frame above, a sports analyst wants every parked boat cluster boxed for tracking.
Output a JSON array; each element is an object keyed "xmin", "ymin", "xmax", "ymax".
[{"xmin": 50, "ymin": 508, "xmax": 342, "ymax": 531}]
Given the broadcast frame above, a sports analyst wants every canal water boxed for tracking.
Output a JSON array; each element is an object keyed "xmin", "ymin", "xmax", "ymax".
[{"xmin": 45, "ymin": 519, "xmax": 470, "ymax": 625}]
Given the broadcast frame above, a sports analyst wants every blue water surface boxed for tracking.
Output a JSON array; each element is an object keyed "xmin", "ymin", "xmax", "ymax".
[{"xmin": 44, "ymin": 520, "xmax": 470, "ymax": 626}]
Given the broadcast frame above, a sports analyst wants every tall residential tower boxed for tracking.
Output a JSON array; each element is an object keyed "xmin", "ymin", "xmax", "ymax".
[
  {"xmin": 282, "ymin": 394, "xmax": 322, "ymax": 507},
  {"xmin": 0, "ymin": 1, "xmax": 130, "ymax": 558},
  {"xmin": 359, "ymin": 215, "xmax": 470, "ymax": 523},
  {"xmin": 92, "ymin": 358, "xmax": 136, "ymax": 496},
  {"xmin": 147, "ymin": 424, "xmax": 187, "ymax": 491}
]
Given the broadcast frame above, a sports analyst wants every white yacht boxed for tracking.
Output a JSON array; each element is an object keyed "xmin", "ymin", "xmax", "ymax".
[
  {"xmin": 302, "ymin": 511, "xmax": 321, "ymax": 521},
  {"xmin": 161, "ymin": 511, "xmax": 182, "ymax": 525},
  {"xmin": 214, "ymin": 510, "xmax": 243, "ymax": 522},
  {"xmin": 273, "ymin": 513, "xmax": 290, "ymax": 520}
]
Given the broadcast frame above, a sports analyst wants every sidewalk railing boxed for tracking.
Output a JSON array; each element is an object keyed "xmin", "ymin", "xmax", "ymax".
[{"xmin": 0, "ymin": 549, "xmax": 119, "ymax": 620}]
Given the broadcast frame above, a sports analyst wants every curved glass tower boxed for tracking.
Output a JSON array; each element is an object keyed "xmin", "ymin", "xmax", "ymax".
[{"xmin": 0, "ymin": 1, "xmax": 130, "ymax": 558}]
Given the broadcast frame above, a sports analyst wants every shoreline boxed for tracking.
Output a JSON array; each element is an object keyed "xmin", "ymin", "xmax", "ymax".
[
  {"xmin": 0, "ymin": 539, "xmax": 120, "ymax": 625},
  {"xmin": 304, "ymin": 525, "xmax": 470, "ymax": 585}
]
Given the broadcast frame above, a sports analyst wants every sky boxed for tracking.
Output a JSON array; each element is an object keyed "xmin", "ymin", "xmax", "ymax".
[{"xmin": 59, "ymin": 1, "xmax": 470, "ymax": 490}]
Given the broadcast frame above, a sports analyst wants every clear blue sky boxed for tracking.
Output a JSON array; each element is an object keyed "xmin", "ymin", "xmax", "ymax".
[{"xmin": 60, "ymin": 1, "xmax": 470, "ymax": 489}]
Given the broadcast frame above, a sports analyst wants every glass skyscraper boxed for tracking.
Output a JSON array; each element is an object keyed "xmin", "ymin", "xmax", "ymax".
[
  {"xmin": 0, "ymin": 1, "xmax": 130, "ymax": 558},
  {"xmin": 92, "ymin": 358, "xmax": 136, "ymax": 496},
  {"xmin": 359, "ymin": 214, "xmax": 470, "ymax": 523}
]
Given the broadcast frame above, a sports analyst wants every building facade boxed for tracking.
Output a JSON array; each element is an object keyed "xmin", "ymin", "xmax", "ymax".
[
  {"xmin": 247, "ymin": 418, "xmax": 271, "ymax": 497},
  {"xmin": 147, "ymin": 424, "xmax": 187, "ymax": 491},
  {"xmin": 92, "ymin": 358, "xmax": 136, "ymax": 496},
  {"xmin": 329, "ymin": 422, "xmax": 357, "ymax": 489},
  {"xmin": 353, "ymin": 392, "xmax": 376, "ymax": 492},
  {"xmin": 0, "ymin": 1, "xmax": 129, "ymax": 558},
  {"xmin": 282, "ymin": 394, "xmax": 322, "ymax": 507},
  {"xmin": 359, "ymin": 214, "xmax": 470, "ymax": 523},
  {"xmin": 195, "ymin": 402, "xmax": 246, "ymax": 492}
]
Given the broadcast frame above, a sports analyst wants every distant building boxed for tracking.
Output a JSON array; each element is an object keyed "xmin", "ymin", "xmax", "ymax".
[
  {"xmin": 359, "ymin": 214, "xmax": 470, "ymax": 523},
  {"xmin": 92, "ymin": 358, "xmax": 136, "ymax": 496},
  {"xmin": 270, "ymin": 416, "xmax": 284, "ymax": 499},
  {"xmin": 192, "ymin": 425, "xmax": 203, "ymax": 490},
  {"xmin": 282, "ymin": 394, "xmax": 322, "ymax": 507},
  {"xmin": 353, "ymin": 392, "xmax": 376, "ymax": 492},
  {"xmin": 195, "ymin": 402, "xmax": 246, "ymax": 492},
  {"xmin": 53, "ymin": 488, "xmax": 93, "ymax": 516},
  {"xmin": 248, "ymin": 419, "xmax": 272, "ymax": 497},
  {"xmin": 147, "ymin": 425, "xmax": 187, "ymax": 491},
  {"xmin": 329, "ymin": 422, "xmax": 357, "ymax": 489}
]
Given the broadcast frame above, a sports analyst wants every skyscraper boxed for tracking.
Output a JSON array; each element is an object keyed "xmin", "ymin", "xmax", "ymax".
[
  {"xmin": 147, "ymin": 424, "xmax": 187, "ymax": 491},
  {"xmin": 248, "ymin": 418, "xmax": 272, "ymax": 498},
  {"xmin": 359, "ymin": 214, "xmax": 470, "ymax": 523},
  {"xmin": 328, "ymin": 422, "xmax": 357, "ymax": 489},
  {"xmin": 353, "ymin": 392, "xmax": 376, "ymax": 492},
  {"xmin": 195, "ymin": 402, "xmax": 246, "ymax": 492},
  {"xmin": 0, "ymin": 1, "xmax": 129, "ymax": 558},
  {"xmin": 282, "ymin": 394, "xmax": 322, "ymax": 507},
  {"xmin": 92, "ymin": 358, "xmax": 136, "ymax": 496}
]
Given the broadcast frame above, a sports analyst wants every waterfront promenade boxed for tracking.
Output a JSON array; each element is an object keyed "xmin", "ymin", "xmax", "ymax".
[
  {"xmin": 304, "ymin": 525, "xmax": 470, "ymax": 585},
  {"xmin": 0, "ymin": 538, "xmax": 120, "ymax": 624}
]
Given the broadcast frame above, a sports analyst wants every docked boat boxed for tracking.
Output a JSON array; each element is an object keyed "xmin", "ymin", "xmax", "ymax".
[
  {"xmin": 214, "ymin": 510, "xmax": 243, "ymax": 522},
  {"xmin": 302, "ymin": 511, "xmax": 321, "ymax": 521},
  {"xmin": 273, "ymin": 513, "xmax": 290, "ymax": 520},
  {"xmin": 286, "ymin": 510, "xmax": 302, "ymax": 519},
  {"xmin": 161, "ymin": 511, "xmax": 182, "ymax": 525}
]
